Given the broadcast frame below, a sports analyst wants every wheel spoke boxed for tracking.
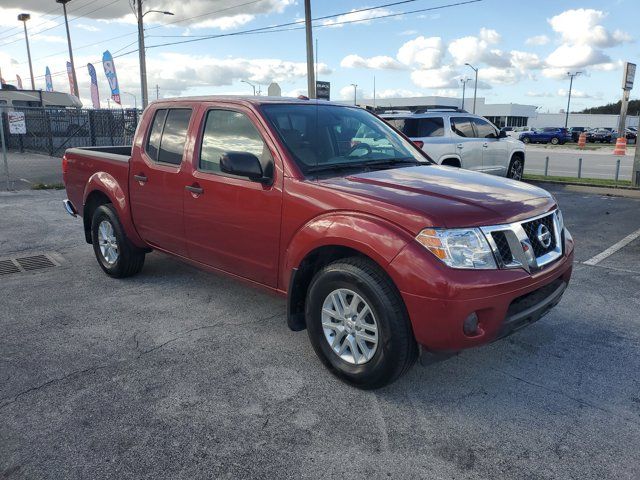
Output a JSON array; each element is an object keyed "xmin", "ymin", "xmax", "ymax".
[
  {"xmin": 347, "ymin": 336, "xmax": 361, "ymax": 364},
  {"xmin": 322, "ymin": 307, "xmax": 341, "ymax": 321}
]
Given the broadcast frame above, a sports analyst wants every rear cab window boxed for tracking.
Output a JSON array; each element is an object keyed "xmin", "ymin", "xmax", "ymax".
[{"xmin": 144, "ymin": 108, "xmax": 192, "ymax": 165}]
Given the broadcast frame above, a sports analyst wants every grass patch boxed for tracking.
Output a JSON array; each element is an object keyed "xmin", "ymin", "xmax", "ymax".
[
  {"xmin": 31, "ymin": 182, "xmax": 65, "ymax": 190},
  {"xmin": 524, "ymin": 174, "xmax": 633, "ymax": 188}
]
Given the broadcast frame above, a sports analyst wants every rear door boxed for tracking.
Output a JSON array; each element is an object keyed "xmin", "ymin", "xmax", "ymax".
[
  {"xmin": 471, "ymin": 117, "xmax": 508, "ymax": 175},
  {"xmin": 182, "ymin": 106, "xmax": 283, "ymax": 287},
  {"xmin": 129, "ymin": 106, "xmax": 194, "ymax": 256},
  {"xmin": 449, "ymin": 116, "xmax": 482, "ymax": 171}
]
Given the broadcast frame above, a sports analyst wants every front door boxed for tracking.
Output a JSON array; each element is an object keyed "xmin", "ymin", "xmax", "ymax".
[
  {"xmin": 129, "ymin": 107, "xmax": 194, "ymax": 257},
  {"xmin": 183, "ymin": 107, "xmax": 282, "ymax": 287},
  {"xmin": 449, "ymin": 116, "xmax": 482, "ymax": 171}
]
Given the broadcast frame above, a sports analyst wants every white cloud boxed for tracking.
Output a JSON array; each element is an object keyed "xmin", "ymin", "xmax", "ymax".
[
  {"xmin": 397, "ymin": 36, "xmax": 444, "ymax": 69},
  {"xmin": 557, "ymin": 88, "xmax": 602, "ymax": 100},
  {"xmin": 410, "ymin": 66, "xmax": 459, "ymax": 89},
  {"xmin": 510, "ymin": 51, "xmax": 542, "ymax": 72},
  {"xmin": 340, "ymin": 54, "xmax": 406, "ymax": 70},
  {"xmin": 76, "ymin": 24, "xmax": 100, "ymax": 32},
  {"xmin": 546, "ymin": 44, "xmax": 611, "ymax": 69},
  {"xmin": 478, "ymin": 67, "xmax": 519, "ymax": 85},
  {"xmin": 191, "ymin": 14, "xmax": 255, "ymax": 30},
  {"xmin": 525, "ymin": 35, "xmax": 549, "ymax": 46},
  {"xmin": 548, "ymin": 9, "xmax": 632, "ymax": 48},
  {"xmin": 321, "ymin": 8, "xmax": 392, "ymax": 28},
  {"xmin": 526, "ymin": 91, "xmax": 555, "ymax": 98},
  {"xmin": 448, "ymin": 31, "xmax": 510, "ymax": 68},
  {"xmin": 479, "ymin": 28, "xmax": 501, "ymax": 44}
]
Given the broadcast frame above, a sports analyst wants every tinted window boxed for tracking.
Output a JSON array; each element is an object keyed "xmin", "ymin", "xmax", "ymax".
[
  {"xmin": 472, "ymin": 118, "xmax": 497, "ymax": 138},
  {"xmin": 450, "ymin": 117, "xmax": 475, "ymax": 138},
  {"xmin": 145, "ymin": 109, "xmax": 167, "ymax": 161},
  {"xmin": 417, "ymin": 117, "xmax": 444, "ymax": 137},
  {"xmin": 199, "ymin": 109, "xmax": 273, "ymax": 175},
  {"xmin": 157, "ymin": 109, "xmax": 192, "ymax": 165},
  {"xmin": 385, "ymin": 118, "xmax": 420, "ymax": 137}
]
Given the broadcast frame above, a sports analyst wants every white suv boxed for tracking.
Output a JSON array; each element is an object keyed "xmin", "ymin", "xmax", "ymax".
[{"xmin": 379, "ymin": 111, "xmax": 526, "ymax": 180}]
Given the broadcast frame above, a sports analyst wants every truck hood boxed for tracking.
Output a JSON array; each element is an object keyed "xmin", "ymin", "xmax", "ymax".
[{"xmin": 317, "ymin": 165, "xmax": 555, "ymax": 229}]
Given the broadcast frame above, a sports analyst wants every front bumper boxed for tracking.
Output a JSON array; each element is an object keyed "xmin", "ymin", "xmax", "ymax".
[{"xmin": 390, "ymin": 231, "xmax": 574, "ymax": 352}]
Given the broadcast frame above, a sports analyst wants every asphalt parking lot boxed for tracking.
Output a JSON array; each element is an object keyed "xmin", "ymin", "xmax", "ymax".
[{"xmin": 1, "ymin": 184, "xmax": 640, "ymax": 479}]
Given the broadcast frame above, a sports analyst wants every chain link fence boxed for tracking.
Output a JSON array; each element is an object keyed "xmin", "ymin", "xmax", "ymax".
[{"xmin": 0, "ymin": 105, "xmax": 140, "ymax": 158}]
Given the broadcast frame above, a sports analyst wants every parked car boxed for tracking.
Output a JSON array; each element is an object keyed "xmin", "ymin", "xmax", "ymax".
[
  {"xmin": 625, "ymin": 128, "xmax": 637, "ymax": 142},
  {"xmin": 379, "ymin": 111, "xmax": 526, "ymax": 180},
  {"xmin": 587, "ymin": 129, "xmax": 613, "ymax": 143},
  {"xmin": 569, "ymin": 127, "xmax": 587, "ymax": 142},
  {"xmin": 62, "ymin": 97, "xmax": 574, "ymax": 388},
  {"xmin": 519, "ymin": 127, "xmax": 571, "ymax": 145}
]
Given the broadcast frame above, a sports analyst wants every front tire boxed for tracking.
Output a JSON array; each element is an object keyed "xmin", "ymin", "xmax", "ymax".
[
  {"xmin": 507, "ymin": 155, "xmax": 524, "ymax": 180},
  {"xmin": 550, "ymin": 137, "xmax": 559, "ymax": 145},
  {"xmin": 522, "ymin": 137, "xmax": 530, "ymax": 144},
  {"xmin": 91, "ymin": 204, "xmax": 145, "ymax": 278},
  {"xmin": 305, "ymin": 257, "xmax": 417, "ymax": 389}
]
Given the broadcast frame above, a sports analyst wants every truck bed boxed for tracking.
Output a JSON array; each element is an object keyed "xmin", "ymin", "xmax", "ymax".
[{"xmin": 63, "ymin": 145, "xmax": 132, "ymax": 218}]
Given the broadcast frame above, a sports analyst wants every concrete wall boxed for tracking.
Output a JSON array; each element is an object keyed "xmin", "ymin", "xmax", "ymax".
[{"xmin": 528, "ymin": 113, "xmax": 639, "ymax": 129}]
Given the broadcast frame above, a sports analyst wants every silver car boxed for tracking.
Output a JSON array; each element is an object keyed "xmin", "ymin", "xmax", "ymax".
[{"xmin": 379, "ymin": 111, "xmax": 526, "ymax": 180}]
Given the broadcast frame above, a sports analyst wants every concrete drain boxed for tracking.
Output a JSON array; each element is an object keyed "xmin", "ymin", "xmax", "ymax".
[{"xmin": 0, "ymin": 253, "xmax": 61, "ymax": 275}]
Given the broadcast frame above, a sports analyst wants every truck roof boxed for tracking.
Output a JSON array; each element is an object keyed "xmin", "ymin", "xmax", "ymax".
[{"xmin": 149, "ymin": 95, "xmax": 338, "ymax": 107}]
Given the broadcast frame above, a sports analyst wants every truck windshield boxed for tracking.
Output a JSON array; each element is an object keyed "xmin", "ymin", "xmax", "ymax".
[{"xmin": 261, "ymin": 103, "xmax": 430, "ymax": 174}]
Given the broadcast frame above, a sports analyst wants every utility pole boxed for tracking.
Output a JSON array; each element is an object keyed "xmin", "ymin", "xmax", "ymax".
[
  {"xmin": 460, "ymin": 78, "xmax": 469, "ymax": 110},
  {"xmin": 304, "ymin": 0, "xmax": 316, "ymax": 98},
  {"xmin": 18, "ymin": 14, "xmax": 35, "ymax": 90},
  {"xmin": 351, "ymin": 83, "xmax": 357, "ymax": 106},
  {"xmin": 137, "ymin": 0, "xmax": 148, "ymax": 109},
  {"xmin": 564, "ymin": 71, "xmax": 582, "ymax": 128},
  {"xmin": 465, "ymin": 63, "xmax": 478, "ymax": 114},
  {"xmin": 56, "ymin": 0, "xmax": 79, "ymax": 98}
]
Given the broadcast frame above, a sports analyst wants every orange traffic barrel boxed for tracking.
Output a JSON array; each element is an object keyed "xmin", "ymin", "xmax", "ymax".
[
  {"xmin": 578, "ymin": 132, "xmax": 586, "ymax": 148},
  {"xmin": 613, "ymin": 136, "xmax": 627, "ymax": 156}
]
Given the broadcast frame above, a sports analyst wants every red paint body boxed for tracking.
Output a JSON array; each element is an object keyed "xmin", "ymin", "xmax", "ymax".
[{"xmin": 63, "ymin": 97, "xmax": 574, "ymax": 352}]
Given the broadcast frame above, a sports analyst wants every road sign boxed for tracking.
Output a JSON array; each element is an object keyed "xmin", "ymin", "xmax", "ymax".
[
  {"xmin": 623, "ymin": 62, "xmax": 636, "ymax": 90},
  {"xmin": 316, "ymin": 81, "xmax": 330, "ymax": 100},
  {"xmin": 8, "ymin": 111, "xmax": 26, "ymax": 134}
]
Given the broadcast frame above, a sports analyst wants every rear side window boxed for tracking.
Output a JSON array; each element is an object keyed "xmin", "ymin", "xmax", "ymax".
[
  {"xmin": 385, "ymin": 118, "xmax": 420, "ymax": 137},
  {"xmin": 157, "ymin": 109, "xmax": 192, "ymax": 165},
  {"xmin": 417, "ymin": 117, "xmax": 444, "ymax": 137},
  {"xmin": 199, "ymin": 109, "xmax": 273, "ymax": 175},
  {"xmin": 450, "ymin": 117, "xmax": 475, "ymax": 138},
  {"xmin": 145, "ymin": 109, "xmax": 167, "ymax": 161},
  {"xmin": 471, "ymin": 118, "xmax": 497, "ymax": 138}
]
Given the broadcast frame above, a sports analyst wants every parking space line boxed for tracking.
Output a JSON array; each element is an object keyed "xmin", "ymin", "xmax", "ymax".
[{"xmin": 583, "ymin": 228, "xmax": 640, "ymax": 266}]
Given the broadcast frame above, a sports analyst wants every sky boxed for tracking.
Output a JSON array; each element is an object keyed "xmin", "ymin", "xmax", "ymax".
[{"xmin": 0, "ymin": 0, "xmax": 637, "ymax": 112}]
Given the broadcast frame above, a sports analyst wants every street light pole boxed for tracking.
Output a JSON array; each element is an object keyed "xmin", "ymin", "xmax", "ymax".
[
  {"xmin": 460, "ymin": 78, "xmax": 468, "ymax": 110},
  {"xmin": 465, "ymin": 63, "xmax": 478, "ymax": 114},
  {"xmin": 18, "ymin": 14, "xmax": 35, "ymax": 90},
  {"xmin": 304, "ymin": 0, "xmax": 316, "ymax": 98},
  {"xmin": 241, "ymin": 80, "xmax": 256, "ymax": 95},
  {"xmin": 122, "ymin": 92, "xmax": 137, "ymax": 109},
  {"xmin": 565, "ymin": 71, "xmax": 582, "ymax": 129},
  {"xmin": 57, "ymin": 0, "xmax": 79, "ymax": 98},
  {"xmin": 351, "ymin": 83, "xmax": 358, "ymax": 106},
  {"xmin": 137, "ymin": 3, "xmax": 174, "ymax": 109}
]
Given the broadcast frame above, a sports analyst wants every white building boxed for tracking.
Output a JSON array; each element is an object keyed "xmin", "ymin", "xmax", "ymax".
[{"xmin": 353, "ymin": 95, "xmax": 638, "ymax": 129}]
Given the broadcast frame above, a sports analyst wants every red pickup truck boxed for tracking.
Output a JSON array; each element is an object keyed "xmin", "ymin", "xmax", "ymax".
[{"xmin": 62, "ymin": 96, "xmax": 574, "ymax": 388}]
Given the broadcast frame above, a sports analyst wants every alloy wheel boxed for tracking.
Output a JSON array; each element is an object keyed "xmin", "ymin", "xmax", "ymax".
[{"xmin": 98, "ymin": 220, "xmax": 119, "ymax": 265}]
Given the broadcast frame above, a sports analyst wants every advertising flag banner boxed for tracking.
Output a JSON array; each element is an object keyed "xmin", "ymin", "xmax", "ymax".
[
  {"xmin": 87, "ymin": 63, "xmax": 100, "ymax": 109},
  {"xmin": 16, "ymin": 75, "xmax": 23, "ymax": 89},
  {"xmin": 102, "ymin": 50, "xmax": 121, "ymax": 105},
  {"xmin": 45, "ymin": 67, "xmax": 53, "ymax": 92},
  {"xmin": 66, "ymin": 61, "xmax": 76, "ymax": 96}
]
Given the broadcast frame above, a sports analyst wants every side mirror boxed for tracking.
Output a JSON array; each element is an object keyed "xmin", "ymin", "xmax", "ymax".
[
  {"xmin": 220, "ymin": 151, "xmax": 266, "ymax": 182},
  {"xmin": 498, "ymin": 129, "xmax": 508, "ymax": 138}
]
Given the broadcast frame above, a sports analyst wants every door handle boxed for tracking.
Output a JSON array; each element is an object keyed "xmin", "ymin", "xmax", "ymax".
[
  {"xmin": 456, "ymin": 143, "xmax": 463, "ymax": 149},
  {"xmin": 185, "ymin": 184, "xmax": 204, "ymax": 195},
  {"xmin": 134, "ymin": 174, "xmax": 148, "ymax": 183},
  {"xmin": 483, "ymin": 143, "xmax": 489, "ymax": 148}
]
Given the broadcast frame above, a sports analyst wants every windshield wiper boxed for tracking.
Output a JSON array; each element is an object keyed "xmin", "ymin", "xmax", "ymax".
[{"xmin": 306, "ymin": 158, "xmax": 423, "ymax": 173}]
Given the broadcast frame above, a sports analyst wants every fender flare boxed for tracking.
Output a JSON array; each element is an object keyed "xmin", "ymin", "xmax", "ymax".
[{"xmin": 83, "ymin": 172, "xmax": 146, "ymax": 248}]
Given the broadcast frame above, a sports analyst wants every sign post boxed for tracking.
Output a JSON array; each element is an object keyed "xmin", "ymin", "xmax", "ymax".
[
  {"xmin": 621, "ymin": 63, "xmax": 639, "ymax": 186},
  {"xmin": 0, "ymin": 78, "xmax": 9, "ymax": 190}
]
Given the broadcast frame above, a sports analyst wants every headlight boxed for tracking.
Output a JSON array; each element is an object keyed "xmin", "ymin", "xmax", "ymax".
[
  {"xmin": 556, "ymin": 208, "xmax": 564, "ymax": 231},
  {"xmin": 416, "ymin": 228, "xmax": 497, "ymax": 269}
]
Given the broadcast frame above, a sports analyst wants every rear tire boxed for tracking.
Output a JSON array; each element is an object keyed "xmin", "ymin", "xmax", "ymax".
[
  {"xmin": 550, "ymin": 137, "xmax": 559, "ymax": 145},
  {"xmin": 522, "ymin": 137, "xmax": 530, "ymax": 144},
  {"xmin": 305, "ymin": 257, "xmax": 418, "ymax": 389},
  {"xmin": 91, "ymin": 204, "xmax": 145, "ymax": 278}
]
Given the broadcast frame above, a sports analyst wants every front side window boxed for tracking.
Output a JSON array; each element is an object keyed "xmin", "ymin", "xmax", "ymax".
[
  {"xmin": 157, "ymin": 109, "xmax": 192, "ymax": 165},
  {"xmin": 199, "ymin": 109, "xmax": 273, "ymax": 175},
  {"xmin": 472, "ymin": 118, "xmax": 498, "ymax": 139},
  {"xmin": 450, "ymin": 117, "xmax": 475, "ymax": 138},
  {"xmin": 261, "ymin": 104, "xmax": 428, "ymax": 173}
]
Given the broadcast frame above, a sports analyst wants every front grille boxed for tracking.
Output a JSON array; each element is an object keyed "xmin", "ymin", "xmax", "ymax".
[
  {"xmin": 521, "ymin": 214, "xmax": 556, "ymax": 257},
  {"xmin": 491, "ymin": 231, "xmax": 513, "ymax": 264}
]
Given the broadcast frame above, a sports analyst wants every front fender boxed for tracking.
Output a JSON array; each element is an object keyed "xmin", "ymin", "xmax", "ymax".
[
  {"xmin": 281, "ymin": 212, "xmax": 414, "ymax": 292},
  {"xmin": 83, "ymin": 172, "xmax": 145, "ymax": 248}
]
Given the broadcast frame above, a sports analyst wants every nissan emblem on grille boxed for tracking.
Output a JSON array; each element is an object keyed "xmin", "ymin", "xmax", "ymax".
[{"xmin": 536, "ymin": 224, "xmax": 552, "ymax": 248}]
